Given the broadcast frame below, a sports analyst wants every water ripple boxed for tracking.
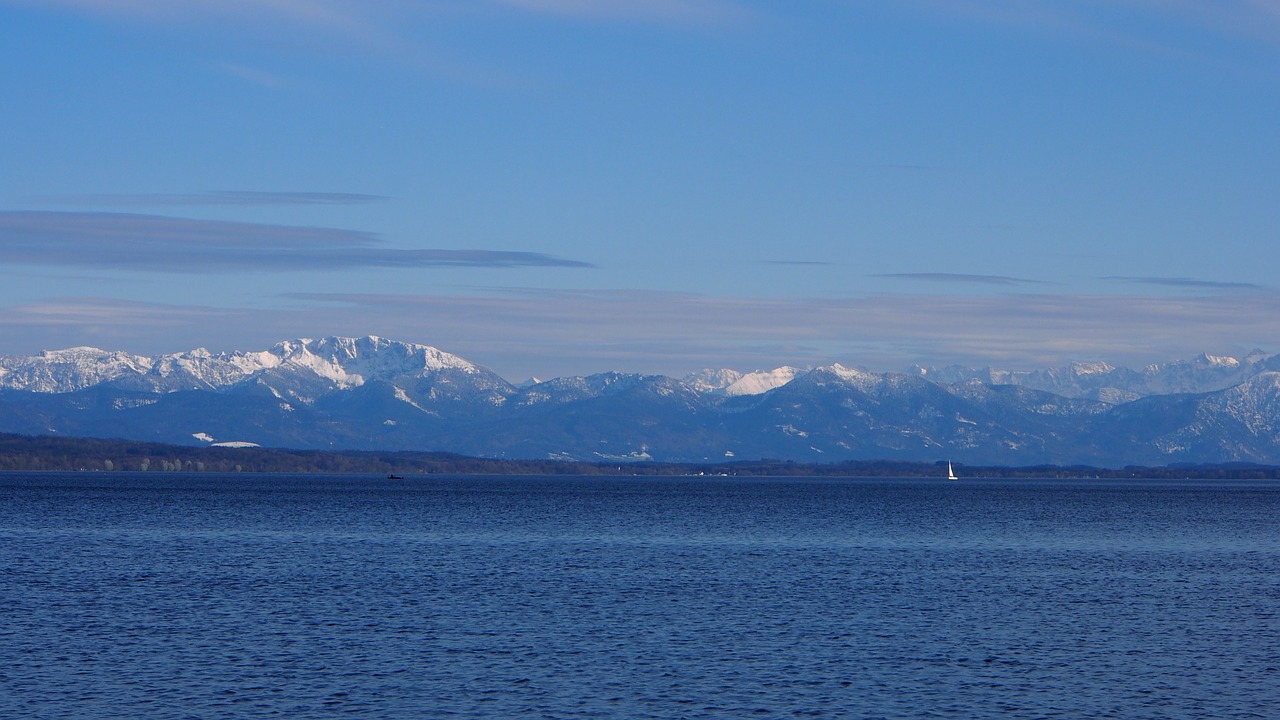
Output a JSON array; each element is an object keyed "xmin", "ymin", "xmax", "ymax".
[{"xmin": 2, "ymin": 474, "xmax": 1278, "ymax": 718}]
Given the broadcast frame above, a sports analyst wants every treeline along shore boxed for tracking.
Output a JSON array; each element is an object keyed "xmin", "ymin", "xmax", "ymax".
[{"xmin": 3, "ymin": 433, "xmax": 1280, "ymax": 479}]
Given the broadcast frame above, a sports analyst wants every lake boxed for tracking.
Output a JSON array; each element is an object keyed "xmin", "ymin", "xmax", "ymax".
[{"xmin": 2, "ymin": 473, "xmax": 1278, "ymax": 718}]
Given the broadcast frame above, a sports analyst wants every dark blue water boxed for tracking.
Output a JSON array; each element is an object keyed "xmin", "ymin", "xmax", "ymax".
[{"xmin": 2, "ymin": 474, "xmax": 1278, "ymax": 718}]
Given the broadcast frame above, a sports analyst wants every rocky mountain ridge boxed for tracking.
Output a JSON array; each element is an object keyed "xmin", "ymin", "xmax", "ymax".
[{"xmin": 2, "ymin": 336, "xmax": 1279, "ymax": 466}]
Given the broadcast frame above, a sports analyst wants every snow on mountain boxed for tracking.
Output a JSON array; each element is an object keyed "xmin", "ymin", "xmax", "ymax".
[
  {"xmin": 723, "ymin": 367, "xmax": 799, "ymax": 396},
  {"xmin": 820, "ymin": 363, "xmax": 882, "ymax": 391},
  {"xmin": 514, "ymin": 372, "xmax": 656, "ymax": 407},
  {"xmin": 242, "ymin": 336, "xmax": 511, "ymax": 407},
  {"xmin": 1200, "ymin": 353, "xmax": 1240, "ymax": 368},
  {"xmin": 0, "ymin": 347, "xmax": 155, "ymax": 393},
  {"xmin": 389, "ymin": 386, "xmax": 430, "ymax": 413},
  {"xmin": 684, "ymin": 368, "xmax": 744, "ymax": 394},
  {"xmin": 1211, "ymin": 371, "xmax": 1280, "ymax": 438},
  {"xmin": 0, "ymin": 336, "xmax": 485, "ymax": 396},
  {"xmin": 1137, "ymin": 352, "xmax": 1263, "ymax": 395},
  {"xmin": 114, "ymin": 347, "xmax": 276, "ymax": 392},
  {"xmin": 683, "ymin": 366, "xmax": 802, "ymax": 396},
  {"xmin": 266, "ymin": 336, "xmax": 480, "ymax": 387},
  {"xmin": 1066, "ymin": 360, "xmax": 1115, "ymax": 376},
  {"xmin": 8, "ymin": 337, "xmax": 1272, "ymax": 404}
]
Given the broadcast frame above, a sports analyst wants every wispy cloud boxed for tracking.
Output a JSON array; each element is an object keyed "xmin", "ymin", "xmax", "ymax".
[
  {"xmin": 1104, "ymin": 275, "xmax": 1263, "ymax": 290},
  {"xmin": 1, "ymin": 296, "xmax": 235, "ymax": 328},
  {"xmin": 36, "ymin": 191, "xmax": 389, "ymax": 207},
  {"xmin": 876, "ymin": 272, "xmax": 1043, "ymax": 286},
  {"xmin": 0, "ymin": 211, "xmax": 592, "ymax": 272}
]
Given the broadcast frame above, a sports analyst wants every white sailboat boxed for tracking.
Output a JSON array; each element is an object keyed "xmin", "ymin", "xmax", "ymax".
[{"xmin": 947, "ymin": 461, "xmax": 958, "ymax": 480}]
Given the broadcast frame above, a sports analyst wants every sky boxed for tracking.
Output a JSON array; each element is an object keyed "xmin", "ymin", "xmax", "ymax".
[{"xmin": 2, "ymin": 0, "xmax": 1280, "ymax": 382}]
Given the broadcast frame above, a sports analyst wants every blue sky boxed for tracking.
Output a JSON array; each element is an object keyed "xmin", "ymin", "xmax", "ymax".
[{"xmin": 2, "ymin": 1, "xmax": 1279, "ymax": 381}]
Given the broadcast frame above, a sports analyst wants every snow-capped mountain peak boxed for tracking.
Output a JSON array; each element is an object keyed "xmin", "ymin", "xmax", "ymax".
[
  {"xmin": 283, "ymin": 336, "xmax": 479, "ymax": 379},
  {"xmin": 723, "ymin": 367, "xmax": 799, "ymax": 396},
  {"xmin": 0, "ymin": 346, "xmax": 155, "ymax": 393},
  {"xmin": 1068, "ymin": 360, "xmax": 1115, "ymax": 376},
  {"xmin": 822, "ymin": 363, "xmax": 881, "ymax": 390},
  {"xmin": 683, "ymin": 367, "xmax": 800, "ymax": 396},
  {"xmin": 1196, "ymin": 352, "xmax": 1240, "ymax": 368},
  {"xmin": 0, "ymin": 336, "xmax": 482, "ymax": 394},
  {"xmin": 684, "ymin": 368, "xmax": 745, "ymax": 394}
]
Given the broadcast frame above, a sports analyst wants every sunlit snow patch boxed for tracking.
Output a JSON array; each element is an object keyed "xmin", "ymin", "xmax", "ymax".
[{"xmin": 724, "ymin": 367, "xmax": 798, "ymax": 396}]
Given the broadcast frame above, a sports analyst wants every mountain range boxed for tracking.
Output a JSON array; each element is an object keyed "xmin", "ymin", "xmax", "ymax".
[{"xmin": 3, "ymin": 336, "xmax": 1280, "ymax": 467}]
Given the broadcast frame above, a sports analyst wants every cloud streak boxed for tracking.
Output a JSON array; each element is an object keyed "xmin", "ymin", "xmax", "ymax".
[
  {"xmin": 1104, "ymin": 275, "xmax": 1264, "ymax": 290},
  {"xmin": 0, "ymin": 211, "xmax": 592, "ymax": 272}
]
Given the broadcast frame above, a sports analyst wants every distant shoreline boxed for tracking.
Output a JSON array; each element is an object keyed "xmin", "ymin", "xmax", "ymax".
[{"xmin": 3, "ymin": 433, "xmax": 1279, "ymax": 480}]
